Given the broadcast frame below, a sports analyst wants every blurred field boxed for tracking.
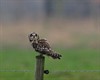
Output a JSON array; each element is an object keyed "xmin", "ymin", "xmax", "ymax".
[
  {"xmin": 0, "ymin": 46, "xmax": 100, "ymax": 80},
  {"xmin": 0, "ymin": 18, "xmax": 100, "ymax": 80},
  {"xmin": 1, "ymin": 18, "xmax": 100, "ymax": 46}
]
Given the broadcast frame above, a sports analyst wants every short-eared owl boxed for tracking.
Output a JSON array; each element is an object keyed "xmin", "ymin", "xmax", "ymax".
[{"xmin": 28, "ymin": 32, "xmax": 62, "ymax": 59}]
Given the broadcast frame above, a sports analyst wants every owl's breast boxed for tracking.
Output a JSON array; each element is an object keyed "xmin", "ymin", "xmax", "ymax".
[{"xmin": 32, "ymin": 43, "xmax": 38, "ymax": 49}]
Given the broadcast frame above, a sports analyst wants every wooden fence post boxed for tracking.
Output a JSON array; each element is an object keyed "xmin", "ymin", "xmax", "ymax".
[{"xmin": 35, "ymin": 55, "xmax": 45, "ymax": 80}]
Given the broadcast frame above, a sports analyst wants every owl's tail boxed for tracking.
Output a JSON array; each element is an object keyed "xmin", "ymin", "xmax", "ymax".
[{"xmin": 46, "ymin": 50, "xmax": 62, "ymax": 59}]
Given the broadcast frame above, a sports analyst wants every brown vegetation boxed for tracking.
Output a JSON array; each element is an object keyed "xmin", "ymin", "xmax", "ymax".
[{"xmin": 0, "ymin": 18, "xmax": 100, "ymax": 47}]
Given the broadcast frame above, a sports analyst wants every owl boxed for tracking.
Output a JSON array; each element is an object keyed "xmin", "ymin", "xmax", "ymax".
[{"xmin": 28, "ymin": 32, "xmax": 62, "ymax": 59}]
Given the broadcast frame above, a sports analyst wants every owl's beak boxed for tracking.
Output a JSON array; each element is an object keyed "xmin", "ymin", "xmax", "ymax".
[{"xmin": 29, "ymin": 39, "xmax": 33, "ymax": 42}]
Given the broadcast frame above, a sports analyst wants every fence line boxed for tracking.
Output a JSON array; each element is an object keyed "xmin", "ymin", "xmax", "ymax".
[{"xmin": 0, "ymin": 70, "xmax": 100, "ymax": 73}]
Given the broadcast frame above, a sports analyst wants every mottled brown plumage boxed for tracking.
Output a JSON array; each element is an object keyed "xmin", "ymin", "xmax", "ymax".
[{"xmin": 28, "ymin": 32, "xmax": 62, "ymax": 59}]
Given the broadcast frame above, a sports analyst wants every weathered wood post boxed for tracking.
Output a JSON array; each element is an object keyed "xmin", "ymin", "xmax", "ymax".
[{"xmin": 35, "ymin": 55, "xmax": 45, "ymax": 80}]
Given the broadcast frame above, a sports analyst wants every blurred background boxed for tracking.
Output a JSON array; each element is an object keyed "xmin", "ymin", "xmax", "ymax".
[{"xmin": 0, "ymin": 0, "xmax": 100, "ymax": 80}]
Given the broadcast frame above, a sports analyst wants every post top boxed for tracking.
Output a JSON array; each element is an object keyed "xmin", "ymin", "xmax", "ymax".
[{"xmin": 36, "ymin": 55, "xmax": 45, "ymax": 59}]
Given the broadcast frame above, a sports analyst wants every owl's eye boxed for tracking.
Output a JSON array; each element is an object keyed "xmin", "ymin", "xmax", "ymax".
[
  {"xmin": 30, "ymin": 34, "xmax": 33, "ymax": 37},
  {"xmin": 35, "ymin": 34, "xmax": 37, "ymax": 36}
]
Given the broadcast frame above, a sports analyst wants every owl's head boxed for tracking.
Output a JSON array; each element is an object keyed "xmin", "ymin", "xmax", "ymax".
[{"xmin": 28, "ymin": 32, "xmax": 39, "ymax": 42}]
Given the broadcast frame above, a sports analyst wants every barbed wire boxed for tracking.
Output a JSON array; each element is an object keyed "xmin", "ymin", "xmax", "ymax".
[{"xmin": 0, "ymin": 70, "xmax": 100, "ymax": 73}]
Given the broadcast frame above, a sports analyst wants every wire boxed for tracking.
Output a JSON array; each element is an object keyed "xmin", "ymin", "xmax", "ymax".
[{"xmin": 0, "ymin": 70, "xmax": 100, "ymax": 73}]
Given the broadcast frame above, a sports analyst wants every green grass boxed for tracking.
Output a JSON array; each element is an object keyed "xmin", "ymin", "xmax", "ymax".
[{"xmin": 0, "ymin": 46, "xmax": 100, "ymax": 80}]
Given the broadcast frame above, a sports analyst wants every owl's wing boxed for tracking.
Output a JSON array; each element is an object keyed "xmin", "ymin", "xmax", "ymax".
[
  {"xmin": 36, "ymin": 39, "xmax": 51, "ymax": 53},
  {"xmin": 36, "ymin": 39, "xmax": 62, "ymax": 59}
]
